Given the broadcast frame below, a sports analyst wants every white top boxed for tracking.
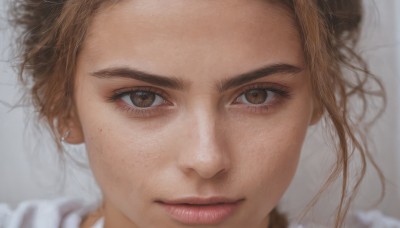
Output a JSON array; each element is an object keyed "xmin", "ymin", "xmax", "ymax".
[
  {"xmin": 0, "ymin": 198, "xmax": 399, "ymax": 228},
  {"xmin": 0, "ymin": 198, "xmax": 101, "ymax": 228}
]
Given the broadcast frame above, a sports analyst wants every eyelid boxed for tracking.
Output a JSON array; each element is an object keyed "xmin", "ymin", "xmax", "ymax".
[
  {"xmin": 107, "ymin": 86, "xmax": 176, "ymax": 118},
  {"xmin": 231, "ymin": 82, "xmax": 291, "ymax": 102},
  {"xmin": 109, "ymin": 86, "xmax": 173, "ymax": 104},
  {"xmin": 226, "ymin": 82, "xmax": 291, "ymax": 114}
]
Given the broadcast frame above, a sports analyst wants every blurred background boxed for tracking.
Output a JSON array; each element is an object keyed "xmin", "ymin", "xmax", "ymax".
[{"xmin": 0, "ymin": 0, "xmax": 399, "ymax": 226}]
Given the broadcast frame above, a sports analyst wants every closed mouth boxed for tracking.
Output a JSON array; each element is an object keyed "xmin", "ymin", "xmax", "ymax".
[{"xmin": 156, "ymin": 197, "xmax": 244, "ymax": 225}]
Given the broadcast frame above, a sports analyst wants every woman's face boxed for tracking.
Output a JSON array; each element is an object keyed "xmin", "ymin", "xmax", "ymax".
[{"xmin": 72, "ymin": 0, "xmax": 316, "ymax": 227}]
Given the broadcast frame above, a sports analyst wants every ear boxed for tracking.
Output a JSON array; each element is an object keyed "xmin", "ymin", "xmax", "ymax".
[{"xmin": 58, "ymin": 106, "xmax": 84, "ymax": 144}]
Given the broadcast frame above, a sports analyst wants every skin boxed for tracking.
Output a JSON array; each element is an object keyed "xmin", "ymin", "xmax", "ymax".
[{"xmin": 67, "ymin": 0, "xmax": 318, "ymax": 227}]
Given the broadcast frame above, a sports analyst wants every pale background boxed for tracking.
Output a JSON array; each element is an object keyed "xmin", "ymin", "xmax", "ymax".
[{"xmin": 0, "ymin": 0, "xmax": 399, "ymax": 225}]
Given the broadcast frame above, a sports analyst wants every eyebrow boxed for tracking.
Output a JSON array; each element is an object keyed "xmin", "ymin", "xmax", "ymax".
[
  {"xmin": 90, "ymin": 63, "xmax": 303, "ymax": 92},
  {"xmin": 218, "ymin": 64, "xmax": 302, "ymax": 91},
  {"xmin": 91, "ymin": 67, "xmax": 185, "ymax": 90}
]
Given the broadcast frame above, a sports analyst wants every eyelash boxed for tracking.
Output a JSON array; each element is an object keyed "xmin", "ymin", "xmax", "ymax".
[
  {"xmin": 108, "ymin": 83, "xmax": 291, "ymax": 117},
  {"xmin": 231, "ymin": 83, "xmax": 291, "ymax": 113},
  {"xmin": 108, "ymin": 87, "xmax": 172, "ymax": 117}
]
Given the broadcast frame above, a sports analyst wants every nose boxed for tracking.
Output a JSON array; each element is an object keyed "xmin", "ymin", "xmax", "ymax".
[{"xmin": 177, "ymin": 109, "xmax": 231, "ymax": 180}]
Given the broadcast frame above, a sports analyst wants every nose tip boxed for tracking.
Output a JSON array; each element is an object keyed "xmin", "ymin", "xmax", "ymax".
[
  {"xmin": 182, "ymin": 144, "xmax": 229, "ymax": 179},
  {"xmin": 177, "ymin": 113, "xmax": 231, "ymax": 180}
]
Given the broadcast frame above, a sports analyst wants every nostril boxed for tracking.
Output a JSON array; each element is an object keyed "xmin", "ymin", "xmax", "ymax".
[{"xmin": 180, "ymin": 153, "xmax": 230, "ymax": 179}]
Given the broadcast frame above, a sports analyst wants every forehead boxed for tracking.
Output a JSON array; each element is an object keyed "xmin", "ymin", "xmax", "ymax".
[{"xmin": 80, "ymin": 0, "xmax": 303, "ymax": 77}]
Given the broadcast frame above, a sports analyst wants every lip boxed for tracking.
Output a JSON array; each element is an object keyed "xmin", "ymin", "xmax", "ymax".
[{"xmin": 156, "ymin": 197, "xmax": 244, "ymax": 225}]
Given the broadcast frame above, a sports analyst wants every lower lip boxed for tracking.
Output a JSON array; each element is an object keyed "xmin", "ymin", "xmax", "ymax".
[{"xmin": 159, "ymin": 201, "xmax": 241, "ymax": 225}]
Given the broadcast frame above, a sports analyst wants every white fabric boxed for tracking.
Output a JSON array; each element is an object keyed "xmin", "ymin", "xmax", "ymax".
[
  {"xmin": 1, "ymin": 198, "xmax": 400, "ymax": 228},
  {"xmin": 92, "ymin": 217, "xmax": 104, "ymax": 228},
  {"xmin": 0, "ymin": 198, "xmax": 99, "ymax": 228},
  {"xmin": 347, "ymin": 210, "xmax": 400, "ymax": 228}
]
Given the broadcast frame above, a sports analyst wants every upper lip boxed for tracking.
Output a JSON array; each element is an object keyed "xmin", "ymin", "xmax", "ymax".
[{"xmin": 156, "ymin": 197, "xmax": 244, "ymax": 205}]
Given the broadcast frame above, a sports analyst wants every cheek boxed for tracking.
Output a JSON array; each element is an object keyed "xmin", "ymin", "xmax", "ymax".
[
  {"xmin": 82, "ymin": 120, "xmax": 169, "ymax": 194},
  {"xmin": 232, "ymin": 116, "xmax": 307, "ymax": 188},
  {"xmin": 230, "ymin": 119, "xmax": 307, "ymax": 218},
  {"xmin": 228, "ymin": 93, "xmax": 312, "ymax": 208}
]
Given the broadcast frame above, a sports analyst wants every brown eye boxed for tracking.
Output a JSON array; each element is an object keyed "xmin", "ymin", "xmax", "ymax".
[
  {"xmin": 130, "ymin": 91, "xmax": 156, "ymax": 107},
  {"xmin": 234, "ymin": 88, "xmax": 277, "ymax": 106},
  {"xmin": 244, "ymin": 89, "xmax": 268, "ymax": 104},
  {"xmin": 121, "ymin": 90, "xmax": 165, "ymax": 108}
]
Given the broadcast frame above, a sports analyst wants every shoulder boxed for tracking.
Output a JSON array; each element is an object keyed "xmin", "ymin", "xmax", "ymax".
[{"xmin": 0, "ymin": 198, "xmax": 98, "ymax": 228}]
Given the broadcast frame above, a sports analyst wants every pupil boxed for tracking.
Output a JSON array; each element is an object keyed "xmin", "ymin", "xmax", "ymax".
[
  {"xmin": 245, "ymin": 89, "xmax": 267, "ymax": 104},
  {"xmin": 130, "ymin": 91, "xmax": 156, "ymax": 107}
]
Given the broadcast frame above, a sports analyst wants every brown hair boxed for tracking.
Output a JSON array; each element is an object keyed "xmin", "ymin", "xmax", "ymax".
[{"xmin": 11, "ymin": 0, "xmax": 386, "ymax": 227}]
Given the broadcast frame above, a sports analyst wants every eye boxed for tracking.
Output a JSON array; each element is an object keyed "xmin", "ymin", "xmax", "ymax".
[
  {"xmin": 109, "ymin": 87, "xmax": 173, "ymax": 118},
  {"xmin": 121, "ymin": 90, "xmax": 166, "ymax": 108},
  {"xmin": 235, "ymin": 88, "xmax": 276, "ymax": 105},
  {"xmin": 230, "ymin": 83, "xmax": 291, "ymax": 113},
  {"xmin": 108, "ymin": 87, "xmax": 173, "ymax": 118}
]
